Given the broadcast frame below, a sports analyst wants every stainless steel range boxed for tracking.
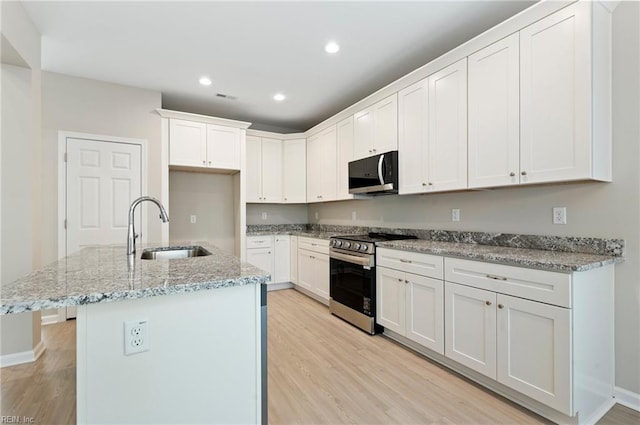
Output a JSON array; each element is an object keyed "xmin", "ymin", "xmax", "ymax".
[{"xmin": 329, "ymin": 232, "xmax": 416, "ymax": 334}]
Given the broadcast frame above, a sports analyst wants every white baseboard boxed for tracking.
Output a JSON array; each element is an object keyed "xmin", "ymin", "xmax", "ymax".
[
  {"xmin": 41, "ymin": 308, "xmax": 66, "ymax": 325},
  {"xmin": 614, "ymin": 386, "xmax": 640, "ymax": 412},
  {"xmin": 266, "ymin": 282, "xmax": 294, "ymax": 291},
  {"xmin": 0, "ymin": 340, "xmax": 46, "ymax": 368}
]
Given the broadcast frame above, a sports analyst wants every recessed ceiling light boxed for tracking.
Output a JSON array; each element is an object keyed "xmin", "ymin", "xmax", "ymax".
[
  {"xmin": 273, "ymin": 93, "xmax": 286, "ymax": 102},
  {"xmin": 324, "ymin": 42, "xmax": 340, "ymax": 54},
  {"xmin": 199, "ymin": 76, "xmax": 212, "ymax": 86}
]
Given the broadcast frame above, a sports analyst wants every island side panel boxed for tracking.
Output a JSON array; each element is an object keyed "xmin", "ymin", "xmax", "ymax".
[{"xmin": 76, "ymin": 284, "xmax": 261, "ymax": 425}]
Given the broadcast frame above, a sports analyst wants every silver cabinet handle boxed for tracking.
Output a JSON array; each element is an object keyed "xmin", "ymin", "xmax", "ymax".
[
  {"xmin": 486, "ymin": 274, "xmax": 507, "ymax": 281},
  {"xmin": 509, "ymin": 172, "xmax": 516, "ymax": 177},
  {"xmin": 398, "ymin": 278, "xmax": 403, "ymax": 282},
  {"xmin": 521, "ymin": 171, "xmax": 527, "ymax": 176},
  {"xmin": 422, "ymin": 182, "xmax": 427, "ymax": 186},
  {"xmin": 498, "ymin": 304, "xmax": 504, "ymax": 309},
  {"xmin": 428, "ymin": 182, "xmax": 433, "ymax": 186},
  {"xmin": 400, "ymin": 259, "xmax": 412, "ymax": 263},
  {"xmin": 202, "ymin": 160, "xmax": 206, "ymax": 165},
  {"xmin": 405, "ymin": 279, "xmax": 409, "ymax": 283},
  {"xmin": 208, "ymin": 161, "xmax": 211, "ymax": 165},
  {"xmin": 486, "ymin": 301, "xmax": 492, "ymax": 306}
]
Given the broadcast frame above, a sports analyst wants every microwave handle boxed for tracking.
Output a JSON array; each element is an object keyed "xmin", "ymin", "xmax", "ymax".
[{"xmin": 377, "ymin": 154, "xmax": 385, "ymax": 185}]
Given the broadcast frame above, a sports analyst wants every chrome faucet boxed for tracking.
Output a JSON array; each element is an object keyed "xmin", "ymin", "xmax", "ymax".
[{"xmin": 127, "ymin": 196, "xmax": 169, "ymax": 255}]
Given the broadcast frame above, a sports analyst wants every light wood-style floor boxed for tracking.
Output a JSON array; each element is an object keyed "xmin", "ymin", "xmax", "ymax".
[{"xmin": 1, "ymin": 289, "xmax": 638, "ymax": 424}]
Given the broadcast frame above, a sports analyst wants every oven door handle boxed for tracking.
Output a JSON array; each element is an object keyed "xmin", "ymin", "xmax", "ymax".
[{"xmin": 330, "ymin": 251, "xmax": 372, "ymax": 267}]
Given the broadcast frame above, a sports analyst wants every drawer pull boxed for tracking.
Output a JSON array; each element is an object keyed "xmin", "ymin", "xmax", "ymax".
[
  {"xmin": 485, "ymin": 300, "xmax": 492, "ymax": 306},
  {"xmin": 486, "ymin": 274, "xmax": 507, "ymax": 281},
  {"xmin": 400, "ymin": 259, "xmax": 412, "ymax": 263}
]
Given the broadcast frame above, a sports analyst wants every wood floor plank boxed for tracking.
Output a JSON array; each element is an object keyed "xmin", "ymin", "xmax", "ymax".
[{"xmin": 1, "ymin": 289, "xmax": 638, "ymax": 425}]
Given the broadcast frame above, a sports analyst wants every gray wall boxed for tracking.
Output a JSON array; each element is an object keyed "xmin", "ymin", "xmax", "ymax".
[
  {"xmin": 168, "ymin": 171, "xmax": 236, "ymax": 254},
  {"xmin": 0, "ymin": 1, "xmax": 42, "ymax": 357},
  {"xmin": 309, "ymin": 1, "xmax": 640, "ymax": 395},
  {"xmin": 246, "ymin": 203, "xmax": 308, "ymax": 225},
  {"xmin": 41, "ymin": 71, "xmax": 163, "ymax": 265}
]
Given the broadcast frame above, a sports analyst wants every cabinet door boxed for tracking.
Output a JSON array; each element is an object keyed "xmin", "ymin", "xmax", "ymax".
[
  {"xmin": 246, "ymin": 247, "xmax": 273, "ymax": 284},
  {"xmin": 406, "ymin": 274, "xmax": 444, "ymax": 355},
  {"xmin": 206, "ymin": 124, "xmax": 240, "ymax": 170},
  {"xmin": 260, "ymin": 138, "xmax": 283, "ymax": 203},
  {"xmin": 319, "ymin": 126, "xmax": 337, "ymax": 202},
  {"xmin": 245, "ymin": 136, "xmax": 262, "ymax": 202},
  {"xmin": 376, "ymin": 267, "xmax": 406, "ymax": 334},
  {"xmin": 282, "ymin": 139, "xmax": 306, "ymax": 203},
  {"xmin": 427, "ymin": 59, "xmax": 468, "ymax": 192},
  {"xmin": 290, "ymin": 236, "xmax": 298, "ymax": 284},
  {"xmin": 306, "ymin": 134, "xmax": 322, "ymax": 202},
  {"xmin": 273, "ymin": 235, "xmax": 291, "ymax": 284},
  {"xmin": 445, "ymin": 282, "xmax": 496, "ymax": 379},
  {"xmin": 373, "ymin": 93, "xmax": 398, "ymax": 154},
  {"xmin": 336, "ymin": 116, "xmax": 354, "ymax": 200},
  {"xmin": 468, "ymin": 34, "xmax": 520, "ymax": 188},
  {"xmin": 313, "ymin": 253, "xmax": 330, "ymax": 301},
  {"xmin": 520, "ymin": 3, "xmax": 590, "ymax": 183},
  {"xmin": 353, "ymin": 107, "xmax": 374, "ymax": 160},
  {"xmin": 297, "ymin": 250, "xmax": 314, "ymax": 291},
  {"xmin": 398, "ymin": 79, "xmax": 428, "ymax": 195},
  {"xmin": 169, "ymin": 119, "xmax": 207, "ymax": 167},
  {"xmin": 497, "ymin": 294, "xmax": 572, "ymax": 415}
]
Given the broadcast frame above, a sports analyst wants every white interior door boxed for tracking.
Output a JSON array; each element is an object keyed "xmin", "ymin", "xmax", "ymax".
[{"xmin": 65, "ymin": 137, "xmax": 142, "ymax": 317}]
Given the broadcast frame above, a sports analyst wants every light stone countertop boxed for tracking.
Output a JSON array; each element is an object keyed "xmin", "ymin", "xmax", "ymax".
[
  {"xmin": 1, "ymin": 242, "xmax": 269, "ymax": 315},
  {"xmin": 376, "ymin": 240, "xmax": 624, "ymax": 272}
]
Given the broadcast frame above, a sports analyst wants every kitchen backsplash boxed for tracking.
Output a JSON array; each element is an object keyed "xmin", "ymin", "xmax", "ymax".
[{"xmin": 246, "ymin": 224, "xmax": 624, "ymax": 257}]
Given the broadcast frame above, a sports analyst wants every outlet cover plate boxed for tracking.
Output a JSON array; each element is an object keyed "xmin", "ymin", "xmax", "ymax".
[
  {"xmin": 553, "ymin": 207, "xmax": 567, "ymax": 225},
  {"xmin": 124, "ymin": 319, "xmax": 150, "ymax": 355}
]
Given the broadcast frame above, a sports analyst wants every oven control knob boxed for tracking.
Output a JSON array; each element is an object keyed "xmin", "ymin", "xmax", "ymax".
[
  {"xmin": 354, "ymin": 243, "xmax": 361, "ymax": 250},
  {"xmin": 334, "ymin": 240, "xmax": 342, "ymax": 247},
  {"xmin": 343, "ymin": 241, "xmax": 351, "ymax": 249},
  {"xmin": 360, "ymin": 245, "xmax": 369, "ymax": 252}
]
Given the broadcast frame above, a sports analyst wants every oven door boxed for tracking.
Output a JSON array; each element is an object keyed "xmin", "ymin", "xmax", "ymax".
[{"xmin": 329, "ymin": 251, "xmax": 375, "ymax": 318}]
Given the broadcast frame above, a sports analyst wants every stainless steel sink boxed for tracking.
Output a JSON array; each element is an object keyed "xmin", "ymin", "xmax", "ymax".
[{"xmin": 140, "ymin": 246, "xmax": 212, "ymax": 260}]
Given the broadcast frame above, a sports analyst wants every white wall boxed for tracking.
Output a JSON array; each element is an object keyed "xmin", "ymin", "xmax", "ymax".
[
  {"xmin": 246, "ymin": 203, "xmax": 308, "ymax": 225},
  {"xmin": 168, "ymin": 171, "xmax": 236, "ymax": 253},
  {"xmin": 309, "ymin": 1, "xmax": 640, "ymax": 395},
  {"xmin": 0, "ymin": 1, "xmax": 42, "ymax": 358},
  {"xmin": 41, "ymin": 72, "xmax": 163, "ymax": 265}
]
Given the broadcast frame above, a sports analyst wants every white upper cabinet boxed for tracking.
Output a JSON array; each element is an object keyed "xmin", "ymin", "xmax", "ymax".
[
  {"xmin": 336, "ymin": 116, "xmax": 354, "ymax": 200},
  {"xmin": 427, "ymin": 58, "xmax": 468, "ymax": 192},
  {"xmin": 282, "ymin": 139, "xmax": 306, "ymax": 203},
  {"xmin": 398, "ymin": 79, "xmax": 428, "ymax": 195},
  {"xmin": 169, "ymin": 119, "xmax": 240, "ymax": 170},
  {"xmin": 519, "ymin": 2, "xmax": 611, "ymax": 184},
  {"xmin": 169, "ymin": 119, "xmax": 207, "ymax": 167},
  {"xmin": 353, "ymin": 93, "xmax": 398, "ymax": 160},
  {"xmin": 246, "ymin": 136, "xmax": 283, "ymax": 203},
  {"xmin": 398, "ymin": 59, "xmax": 467, "ymax": 194},
  {"xmin": 206, "ymin": 124, "xmax": 241, "ymax": 170},
  {"xmin": 468, "ymin": 34, "xmax": 520, "ymax": 188},
  {"xmin": 306, "ymin": 126, "xmax": 337, "ymax": 203}
]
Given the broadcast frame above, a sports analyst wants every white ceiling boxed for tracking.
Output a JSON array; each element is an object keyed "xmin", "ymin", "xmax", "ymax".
[{"xmin": 21, "ymin": 1, "xmax": 536, "ymax": 133}]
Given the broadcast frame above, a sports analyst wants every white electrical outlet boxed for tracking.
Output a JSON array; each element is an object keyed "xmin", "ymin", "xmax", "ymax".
[
  {"xmin": 261, "ymin": 212, "xmax": 268, "ymax": 220},
  {"xmin": 351, "ymin": 211, "xmax": 357, "ymax": 221},
  {"xmin": 553, "ymin": 207, "xmax": 567, "ymax": 225},
  {"xmin": 190, "ymin": 215, "xmax": 197, "ymax": 224},
  {"xmin": 451, "ymin": 209, "xmax": 460, "ymax": 222},
  {"xmin": 124, "ymin": 320, "xmax": 150, "ymax": 355}
]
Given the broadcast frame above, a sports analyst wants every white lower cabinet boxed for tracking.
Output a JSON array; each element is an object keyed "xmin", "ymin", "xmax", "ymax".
[
  {"xmin": 376, "ymin": 248, "xmax": 444, "ymax": 354},
  {"xmin": 296, "ymin": 237, "xmax": 330, "ymax": 302},
  {"xmin": 378, "ymin": 250, "xmax": 613, "ymax": 424},
  {"xmin": 246, "ymin": 235, "xmax": 292, "ymax": 287}
]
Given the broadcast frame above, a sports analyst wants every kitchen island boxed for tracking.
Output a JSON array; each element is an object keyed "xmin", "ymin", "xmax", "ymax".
[{"xmin": 1, "ymin": 242, "xmax": 269, "ymax": 425}]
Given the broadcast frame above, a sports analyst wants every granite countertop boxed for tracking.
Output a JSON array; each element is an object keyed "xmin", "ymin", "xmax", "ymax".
[
  {"xmin": 247, "ymin": 230, "xmax": 360, "ymax": 240},
  {"xmin": 1, "ymin": 242, "xmax": 269, "ymax": 315},
  {"xmin": 376, "ymin": 240, "xmax": 623, "ymax": 272}
]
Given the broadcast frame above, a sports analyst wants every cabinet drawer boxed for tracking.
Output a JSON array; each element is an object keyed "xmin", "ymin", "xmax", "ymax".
[
  {"xmin": 377, "ymin": 248, "xmax": 444, "ymax": 280},
  {"xmin": 247, "ymin": 236, "xmax": 273, "ymax": 249},
  {"xmin": 298, "ymin": 237, "xmax": 329, "ymax": 255},
  {"xmin": 444, "ymin": 258, "xmax": 571, "ymax": 308}
]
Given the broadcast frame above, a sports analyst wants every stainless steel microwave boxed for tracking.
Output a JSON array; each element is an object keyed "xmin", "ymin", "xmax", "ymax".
[{"xmin": 348, "ymin": 151, "xmax": 399, "ymax": 195}]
